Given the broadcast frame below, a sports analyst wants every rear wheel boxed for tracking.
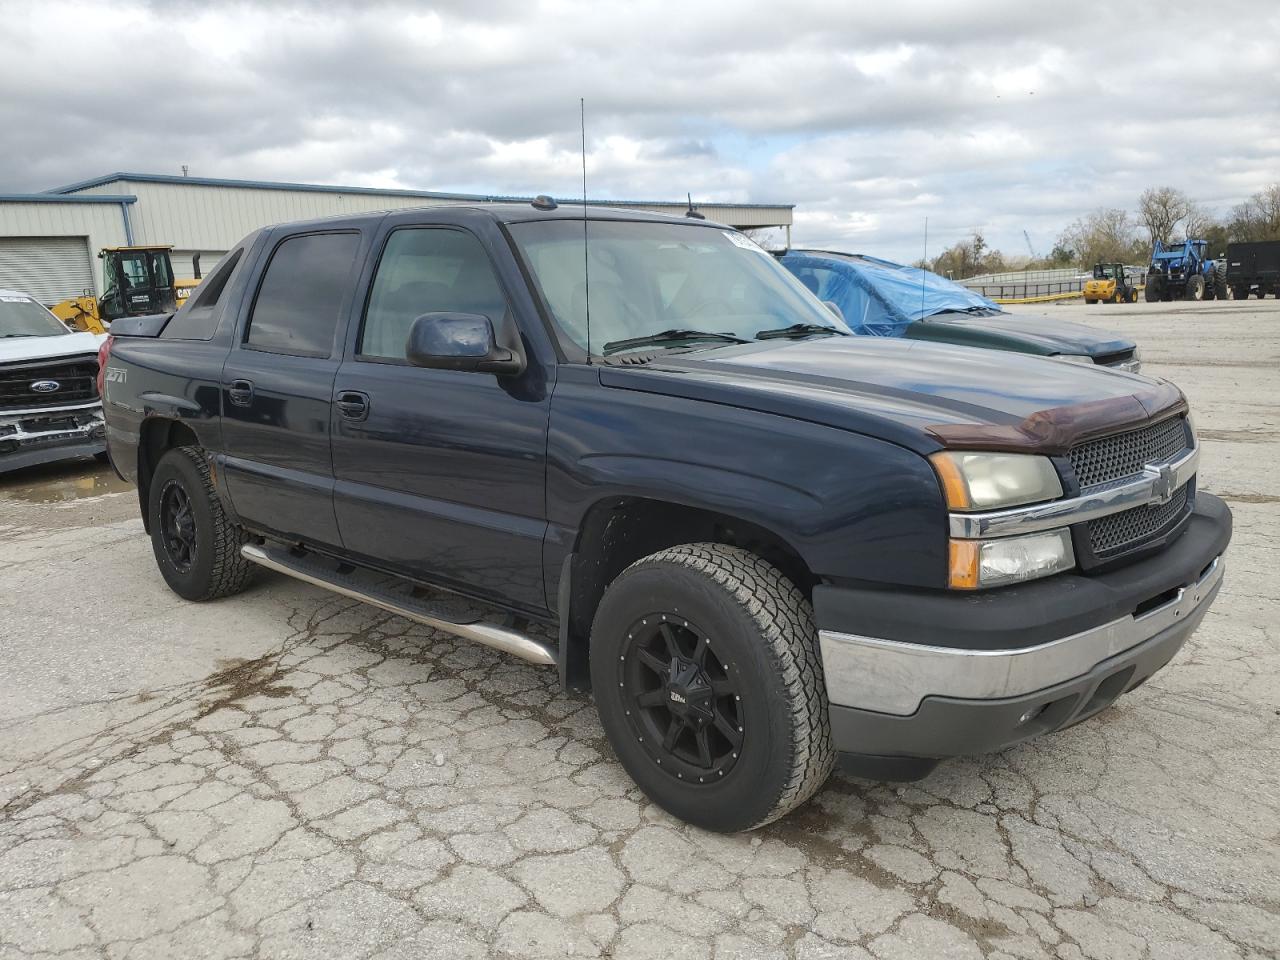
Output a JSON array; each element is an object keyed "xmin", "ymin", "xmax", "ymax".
[
  {"xmin": 590, "ymin": 543, "xmax": 834, "ymax": 832},
  {"xmin": 1215, "ymin": 264, "xmax": 1231, "ymax": 299},
  {"xmin": 148, "ymin": 446, "xmax": 254, "ymax": 601}
]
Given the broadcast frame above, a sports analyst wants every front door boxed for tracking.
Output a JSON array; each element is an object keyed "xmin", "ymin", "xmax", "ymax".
[
  {"xmin": 330, "ymin": 225, "xmax": 551, "ymax": 613},
  {"xmin": 219, "ymin": 230, "xmax": 363, "ymax": 548}
]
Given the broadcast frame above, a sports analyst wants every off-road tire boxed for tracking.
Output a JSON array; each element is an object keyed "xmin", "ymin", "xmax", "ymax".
[
  {"xmin": 1144, "ymin": 277, "xmax": 1161, "ymax": 302},
  {"xmin": 590, "ymin": 543, "xmax": 834, "ymax": 832},
  {"xmin": 1084, "ymin": 297, "xmax": 1097, "ymax": 304},
  {"xmin": 1215, "ymin": 263, "xmax": 1231, "ymax": 300},
  {"xmin": 1186, "ymin": 274, "xmax": 1206, "ymax": 301},
  {"xmin": 148, "ymin": 445, "xmax": 254, "ymax": 601}
]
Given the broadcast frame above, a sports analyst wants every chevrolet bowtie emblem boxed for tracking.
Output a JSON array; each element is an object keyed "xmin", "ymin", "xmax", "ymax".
[{"xmin": 1144, "ymin": 462, "xmax": 1177, "ymax": 505}]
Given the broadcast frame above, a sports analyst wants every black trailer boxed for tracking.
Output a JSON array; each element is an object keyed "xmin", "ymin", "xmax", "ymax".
[{"xmin": 1225, "ymin": 240, "xmax": 1280, "ymax": 299}]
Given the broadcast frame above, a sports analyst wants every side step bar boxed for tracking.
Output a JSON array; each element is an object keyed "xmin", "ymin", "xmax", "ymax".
[{"xmin": 241, "ymin": 543, "xmax": 558, "ymax": 667}]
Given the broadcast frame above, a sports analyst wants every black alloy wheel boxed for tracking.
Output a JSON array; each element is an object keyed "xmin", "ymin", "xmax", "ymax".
[
  {"xmin": 618, "ymin": 614, "xmax": 744, "ymax": 783},
  {"xmin": 159, "ymin": 478, "xmax": 197, "ymax": 573},
  {"xmin": 147, "ymin": 445, "xmax": 254, "ymax": 601}
]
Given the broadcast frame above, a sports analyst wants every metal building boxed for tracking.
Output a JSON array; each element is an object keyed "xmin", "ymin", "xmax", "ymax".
[{"xmin": 0, "ymin": 172, "xmax": 795, "ymax": 303}]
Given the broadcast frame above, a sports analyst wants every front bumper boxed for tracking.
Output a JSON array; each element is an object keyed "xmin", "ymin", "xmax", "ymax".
[
  {"xmin": 815, "ymin": 494, "xmax": 1230, "ymax": 770},
  {"xmin": 0, "ymin": 402, "xmax": 106, "ymax": 473}
]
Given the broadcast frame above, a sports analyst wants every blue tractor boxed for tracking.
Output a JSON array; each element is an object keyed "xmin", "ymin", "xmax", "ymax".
[{"xmin": 1144, "ymin": 239, "xmax": 1224, "ymax": 302}]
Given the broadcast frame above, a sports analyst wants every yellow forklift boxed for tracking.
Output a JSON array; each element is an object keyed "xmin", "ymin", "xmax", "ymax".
[
  {"xmin": 50, "ymin": 245, "xmax": 201, "ymax": 333},
  {"xmin": 1082, "ymin": 263, "xmax": 1139, "ymax": 304}
]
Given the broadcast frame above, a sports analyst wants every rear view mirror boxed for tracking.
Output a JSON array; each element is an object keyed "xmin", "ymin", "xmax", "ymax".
[
  {"xmin": 823, "ymin": 300, "xmax": 844, "ymax": 321},
  {"xmin": 405, "ymin": 312, "xmax": 526, "ymax": 376}
]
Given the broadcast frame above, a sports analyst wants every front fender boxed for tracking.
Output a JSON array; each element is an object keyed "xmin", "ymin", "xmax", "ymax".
[{"xmin": 545, "ymin": 367, "xmax": 948, "ymax": 597}]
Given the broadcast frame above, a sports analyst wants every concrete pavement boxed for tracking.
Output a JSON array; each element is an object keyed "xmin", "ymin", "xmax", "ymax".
[{"xmin": 1, "ymin": 298, "xmax": 1277, "ymax": 959}]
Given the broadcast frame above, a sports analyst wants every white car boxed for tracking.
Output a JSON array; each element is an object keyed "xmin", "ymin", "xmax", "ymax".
[{"xmin": 0, "ymin": 289, "xmax": 108, "ymax": 473}]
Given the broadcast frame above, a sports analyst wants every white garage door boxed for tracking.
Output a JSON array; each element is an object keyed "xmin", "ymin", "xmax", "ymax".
[{"xmin": 0, "ymin": 237, "xmax": 95, "ymax": 304}]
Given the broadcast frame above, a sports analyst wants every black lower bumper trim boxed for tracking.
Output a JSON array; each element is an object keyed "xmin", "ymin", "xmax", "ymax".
[{"xmin": 828, "ymin": 588, "xmax": 1210, "ymax": 762}]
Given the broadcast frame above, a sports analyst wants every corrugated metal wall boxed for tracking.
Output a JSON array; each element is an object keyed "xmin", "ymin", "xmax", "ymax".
[
  {"xmin": 68, "ymin": 179, "xmax": 793, "ymax": 243},
  {"xmin": 1, "ymin": 179, "xmax": 793, "ymax": 301},
  {"xmin": 0, "ymin": 201, "xmax": 129, "ymax": 300}
]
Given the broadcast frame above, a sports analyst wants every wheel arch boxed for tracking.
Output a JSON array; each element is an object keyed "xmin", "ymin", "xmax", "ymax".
[
  {"xmin": 557, "ymin": 495, "xmax": 816, "ymax": 690},
  {"xmin": 136, "ymin": 418, "xmax": 201, "ymax": 531}
]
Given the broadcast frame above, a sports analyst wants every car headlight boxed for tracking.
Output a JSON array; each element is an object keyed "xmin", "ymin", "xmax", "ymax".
[
  {"xmin": 1055, "ymin": 354, "xmax": 1095, "ymax": 364},
  {"xmin": 930, "ymin": 452, "xmax": 1064, "ymax": 511},
  {"xmin": 948, "ymin": 529, "xmax": 1075, "ymax": 589}
]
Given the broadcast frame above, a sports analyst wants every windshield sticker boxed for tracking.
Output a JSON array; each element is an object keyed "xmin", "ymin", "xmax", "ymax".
[
  {"xmin": 1, "ymin": 296, "xmax": 33, "ymax": 303},
  {"xmin": 723, "ymin": 231, "xmax": 769, "ymax": 254}
]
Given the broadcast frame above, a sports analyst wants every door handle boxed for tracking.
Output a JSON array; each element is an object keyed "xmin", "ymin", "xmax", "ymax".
[
  {"xmin": 228, "ymin": 379, "xmax": 254, "ymax": 407},
  {"xmin": 336, "ymin": 390, "xmax": 370, "ymax": 421}
]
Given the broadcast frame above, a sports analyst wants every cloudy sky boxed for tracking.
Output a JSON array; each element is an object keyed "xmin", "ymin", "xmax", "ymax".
[{"xmin": 2, "ymin": 0, "xmax": 1277, "ymax": 260}]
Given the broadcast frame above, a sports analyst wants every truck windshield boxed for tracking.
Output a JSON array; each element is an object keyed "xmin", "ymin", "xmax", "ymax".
[
  {"xmin": 0, "ymin": 296, "xmax": 70, "ymax": 338},
  {"xmin": 509, "ymin": 219, "xmax": 851, "ymax": 356}
]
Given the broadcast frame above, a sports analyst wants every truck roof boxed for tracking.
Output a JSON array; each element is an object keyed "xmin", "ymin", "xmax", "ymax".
[{"xmin": 259, "ymin": 201, "xmax": 731, "ymax": 235}]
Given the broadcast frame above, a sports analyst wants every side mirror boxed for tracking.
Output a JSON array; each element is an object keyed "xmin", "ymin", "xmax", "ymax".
[
  {"xmin": 822, "ymin": 300, "xmax": 845, "ymax": 321},
  {"xmin": 405, "ymin": 312, "xmax": 526, "ymax": 376}
]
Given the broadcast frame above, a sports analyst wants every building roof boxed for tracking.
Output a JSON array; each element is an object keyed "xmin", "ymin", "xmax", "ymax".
[{"xmin": 45, "ymin": 171, "xmax": 793, "ymax": 211}]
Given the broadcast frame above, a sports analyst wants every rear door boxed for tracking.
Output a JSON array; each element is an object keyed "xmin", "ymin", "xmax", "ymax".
[
  {"xmin": 219, "ymin": 229, "xmax": 364, "ymax": 547},
  {"xmin": 330, "ymin": 222, "xmax": 552, "ymax": 613}
]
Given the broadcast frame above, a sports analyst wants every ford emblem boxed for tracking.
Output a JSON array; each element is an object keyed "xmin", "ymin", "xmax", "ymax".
[{"xmin": 30, "ymin": 380, "xmax": 61, "ymax": 393}]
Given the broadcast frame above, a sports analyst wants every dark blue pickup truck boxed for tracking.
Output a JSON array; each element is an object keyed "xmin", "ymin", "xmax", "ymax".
[{"xmin": 100, "ymin": 203, "xmax": 1231, "ymax": 831}]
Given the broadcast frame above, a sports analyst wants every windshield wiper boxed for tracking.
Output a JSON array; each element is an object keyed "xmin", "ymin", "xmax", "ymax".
[
  {"xmin": 601, "ymin": 329, "xmax": 750, "ymax": 356},
  {"xmin": 754, "ymin": 323, "xmax": 849, "ymax": 340}
]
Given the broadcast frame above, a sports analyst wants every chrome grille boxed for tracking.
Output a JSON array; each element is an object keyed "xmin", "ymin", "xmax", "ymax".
[
  {"xmin": 1069, "ymin": 417, "xmax": 1189, "ymax": 489},
  {"xmin": 1087, "ymin": 485, "xmax": 1189, "ymax": 557},
  {"xmin": 0, "ymin": 355, "xmax": 99, "ymax": 411}
]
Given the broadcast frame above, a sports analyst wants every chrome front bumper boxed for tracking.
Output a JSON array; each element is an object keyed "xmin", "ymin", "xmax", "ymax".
[{"xmin": 819, "ymin": 554, "xmax": 1224, "ymax": 717}]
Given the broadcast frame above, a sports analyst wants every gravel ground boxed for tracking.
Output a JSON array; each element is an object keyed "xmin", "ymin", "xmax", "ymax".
[{"xmin": 1, "ymin": 298, "xmax": 1276, "ymax": 959}]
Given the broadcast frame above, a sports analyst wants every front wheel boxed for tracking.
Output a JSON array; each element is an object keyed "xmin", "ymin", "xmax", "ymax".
[
  {"xmin": 590, "ymin": 543, "xmax": 834, "ymax": 832},
  {"xmin": 1186, "ymin": 274, "xmax": 1206, "ymax": 301},
  {"xmin": 148, "ymin": 445, "xmax": 254, "ymax": 601}
]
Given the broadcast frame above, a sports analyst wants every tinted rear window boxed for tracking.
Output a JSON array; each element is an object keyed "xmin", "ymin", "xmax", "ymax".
[
  {"xmin": 245, "ymin": 232, "xmax": 360, "ymax": 357},
  {"xmin": 161, "ymin": 249, "xmax": 244, "ymax": 340}
]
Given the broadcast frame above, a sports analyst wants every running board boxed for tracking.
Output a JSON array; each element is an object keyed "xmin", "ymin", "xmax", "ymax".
[{"xmin": 240, "ymin": 543, "xmax": 558, "ymax": 667}]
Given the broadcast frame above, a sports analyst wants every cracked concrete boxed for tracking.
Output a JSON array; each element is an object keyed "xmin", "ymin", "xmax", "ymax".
[{"xmin": 1, "ymin": 299, "xmax": 1277, "ymax": 959}]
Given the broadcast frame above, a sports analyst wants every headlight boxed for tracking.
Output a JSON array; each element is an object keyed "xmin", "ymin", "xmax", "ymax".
[
  {"xmin": 948, "ymin": 529, "xmax": 1075, "ymax": 589},
  {"xmin": 930, "ymin": 452, "xmax": 1064, "ymax": 511},
  {"xmin": 1055, "ymin": 354, "xmax": 1095, "ymax": 364}
]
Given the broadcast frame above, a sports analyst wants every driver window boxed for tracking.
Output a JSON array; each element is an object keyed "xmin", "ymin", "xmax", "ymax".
[{"xmin": 361, "ymin": 228, "xmax": 508, "ymax": 361}]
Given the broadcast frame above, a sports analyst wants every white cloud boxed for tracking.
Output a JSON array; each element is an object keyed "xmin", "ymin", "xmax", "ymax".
[{"xmin": 0, "ymin": 0, "xmax": 1277, "ymax": 260}]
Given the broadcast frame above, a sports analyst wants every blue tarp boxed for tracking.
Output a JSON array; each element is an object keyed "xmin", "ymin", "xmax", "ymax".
[{"xmin": 779, "ymin": 251, "xmax": 1002, "ymax": 337}]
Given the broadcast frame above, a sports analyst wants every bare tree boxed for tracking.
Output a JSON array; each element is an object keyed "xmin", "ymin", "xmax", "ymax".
[
  {"xmin": 1057, "ymin": 208, "xmax": 1142, "ymax": 268},
  {"xmin": 1138, "ymin": 187, "xmax": 1193, "ymax": 247},
  {"xmin": 929, "ymin": 232, "xmax": 1008, "ymax": 279},
  {"xmin": 1228, "ymin": 184, "xmax": 1280, "ymax": 242},
  {"xmin": 1183, "ymin": 200, "xmax": 1215, "ymax": 241}
]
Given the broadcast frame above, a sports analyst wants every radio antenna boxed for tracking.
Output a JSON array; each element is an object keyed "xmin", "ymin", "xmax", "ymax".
[
  {"xmin": 580, "ymin": 97, "xmax": 592, "ymax": 363},
  {"xmin": 920, "ymin": 216, "xmax": 928, "ymax": 321}
]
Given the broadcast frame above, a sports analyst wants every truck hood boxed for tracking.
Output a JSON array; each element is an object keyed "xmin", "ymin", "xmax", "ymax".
[
  {"xmin": 599, "ymin": 336, "xmax": 1180, "ymax": 456},
  {"xmin": 0, "ymin": 330, "xmax": 105, "ymax": 363},
  {"xmin": 917, "ymin": 312, "xmax": 1135, "ymax": 357}
]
